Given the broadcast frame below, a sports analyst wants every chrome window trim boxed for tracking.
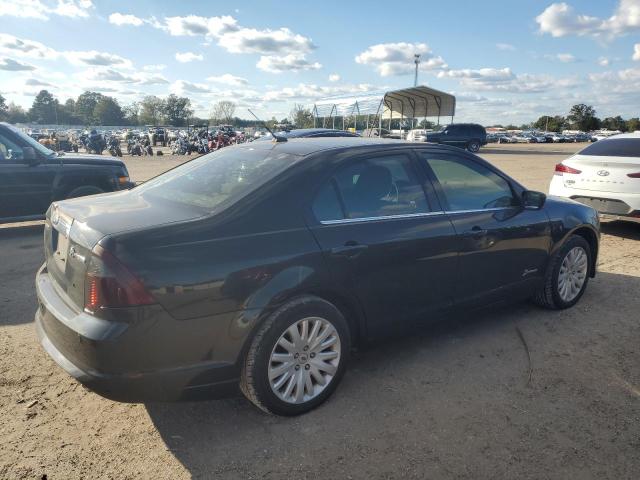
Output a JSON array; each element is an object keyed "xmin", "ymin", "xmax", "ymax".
[
  {"xmin": 318, "ymin": 207, "xmax": 513, "ymax": 225},
  {"xmin": 319, "ymin": 211, "xmax": 445, "ymax": 225}
]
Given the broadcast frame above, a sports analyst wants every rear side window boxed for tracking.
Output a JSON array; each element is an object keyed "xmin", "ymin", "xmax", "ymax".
[
  {"xmin": 580, "ymin": 138, "xmax": 640, "ymax": 157},
  {"xmin": 136, "ymin": 146, "xmax": 298, "ymax": 213},
  {"xmin": 421, "ymin": 154, "xmax": 518, "ymax": 211},
  {"xmin": 0, "ymin": 132, "xmax": 23, "ymax": 161},
  {"xmin": 312, "ymin": 154, "xmax": 430, "ymax": 221}
]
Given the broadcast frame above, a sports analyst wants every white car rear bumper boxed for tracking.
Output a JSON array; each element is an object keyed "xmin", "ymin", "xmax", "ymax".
[{"xmin": 549, "ymin": 176, "xmax": 640, "ymax": 218}]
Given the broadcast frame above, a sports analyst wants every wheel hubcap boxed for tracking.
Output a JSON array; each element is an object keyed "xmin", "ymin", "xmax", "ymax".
[
  {"xmin": 557, "ymin": 246, "xmax": 588, "ymax": 302},
  {"xmin": 268, "ymin": 317, "xmax": 341, "ymax": 404}
]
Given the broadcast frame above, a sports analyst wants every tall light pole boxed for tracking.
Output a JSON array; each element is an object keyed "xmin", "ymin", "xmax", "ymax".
[{"xmin": 414, "ymin": 54, "xmax": 421, "ymax": 87}]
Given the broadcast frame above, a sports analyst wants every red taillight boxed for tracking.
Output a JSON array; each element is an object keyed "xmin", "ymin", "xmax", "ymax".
[
  {"xmin": 84, "ymin": 244, "xmax": 155, "ymax": 313},
  {"xmin": 555, "ymin": 163, "xmax": 582, "ymax": 176},
  {"xmin": 627, "ymin": 172, "xmax": 640, "ymax": 178}
]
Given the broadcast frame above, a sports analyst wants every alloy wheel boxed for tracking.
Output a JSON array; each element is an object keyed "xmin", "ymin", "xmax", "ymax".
[
  {"xmin": 268, "ymin": 317, "xmax": 341, "ymax": 404},
  {"xmin": 557, "ymin": 246, "xmax": 588, "ymax": 302}
]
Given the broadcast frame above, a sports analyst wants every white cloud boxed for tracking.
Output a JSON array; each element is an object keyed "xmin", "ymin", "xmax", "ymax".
[
  {"xmin": 438, "ymin": 67, "xmax": 576, "ymax": 94},
  {"xmin": 355, "ymin": 42, "xmax": 447, "ymax": 76},
  {"xmin": 25, "ymin": 78, "xmax": 54, "ymax": 86},
  {"xmin": 175, "ymin": 52, "xmax": 203, "ymax": 63},
  {"xmin": 257, "ymin": 54, "xmax": 321, "ymax": 73},
  {"xmin": 81, "ymin": 67, "xmax": 168, "ymax": 85},
  {"xmin": 589, "ymin": 67, "xmax": 640, "ymax": 93},
  {"xmin": 170, "ymin": 80, "xmax": 212, "ymax": 94},
  {"xmin": 218, "ymin": 27, "xmax": 315, "ymax": 55},
  {"xmin": 207, "ymin": 74, "xmax": 249, "ymax": 86},
  {"xmin": 263, "ymin": 82, "xmax": 377, "ymax": 103},
  {"xmin": 496, "ymin": 43, "xmax": 516, "ymax": 51},
  {"xmin": 0, "ymin": 0, "xmax": 48, "ymax": 19},
  {"xmin": 54, "ymin": 0, "xmax": 93, "ymax": 18},
  {"xmin": 65, "ymin": 50, "xmax": 133, "ymax": 68},
  {"xmin": 162, "ymin": 15, "xmax": 238, "ymax": 37},
  {"xmin": 544, "ymin": 53, "xmax": 577, "ymax": 62},
  {"xmin": 109, "ymin": 12, "xmax": 144, "ymax": 26},
  {"xmin": 634, "ymin": 44, "xmax": 640, "ymax": 60},
  {"xmin": 142, "ymin": 64, "xmax": 166, "ymax": 71},
  {"xmin": 536, "ymin": 1, "xmax": 640, "ymax": 38},
  {"xmin": 0, "ymin": 57, "xmax": 37, "ymax": 71},
  {"xmin": 0, "ymin": 0, "xmax": 93, "ymax": 20},
  {"xmin": 598, "ymin": 56, "xmax": 611, "ymax": 66},
  {"xmin": 328, "ymin": 74, "xmax": 340, "ymax": 82},
  {"xmin": 0, "ymin": 33, "xmax": 58, "ymax": 59}
]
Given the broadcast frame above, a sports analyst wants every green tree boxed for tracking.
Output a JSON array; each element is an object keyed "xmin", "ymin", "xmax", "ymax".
[
  {"xmin": 28, "ymin": 90, "xmax": 59, "ymax": 124},
  {"xmin": 75, "ymin": 91, "xmax": 104, "ymax": 124},
  {"xmin": 567, "ymin": 104, "xmax": 600, "ymax": 131},
  {"xmin": 122, "ymin": 102, "xmax": 140, "ymax": 126},
  {"xmin": 601, "ymin": 115, "xmax": 626, "ymax": 132},
  {"xmin": 163, "ymin": 94, "xmax": 193, "ymax": 126},
  {"xmin": 58, "ymin": 98, "xmax": 80, "ymax": 124},
  {"xmin": 93, "ymin": 96, "xmax": 124, "ymax": 125},
  {"xmin": 210, "ymin": 100, "xmax": 236, "ymax": 125},
  {"xmin": 627, "ymin": 118, "xmax": 640, "ymax": 132},
  {"xmin": 289, "ymin": 104, "xmax": 313, "ymax": 128},
  {"xmin": 139, "ymin": 96, "xmax": 165, "ymax": 125},
  {"xmin": 533, "ymin": 115, "xmax": 566, "ymax": 132},
  {"xmin": 0, "ymin": 94, "xmax": 8, "ymax": 121},
  {"xmin": 6, "ymin": 102, "xmax": 28, "ymax": 123},
  {"xmin": 418, "ymin": 119, "xmax": 435, "ymax": 129}
]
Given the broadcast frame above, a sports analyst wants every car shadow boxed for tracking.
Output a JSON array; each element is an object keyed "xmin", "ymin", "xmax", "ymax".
[
  {"xmin": 145, "ymin": 270, "xmax": 640, "ymax": 478},
  {"xmin": 601, "ymin": 220, "xmax": 640, "ymax": 240},
  {"xmin": 0, "ymin": 227, "xmax": 44, "ymax": 326},
  {"xmin": 481, "ymin": 147, "xmax": 573, "ymax": 156}
]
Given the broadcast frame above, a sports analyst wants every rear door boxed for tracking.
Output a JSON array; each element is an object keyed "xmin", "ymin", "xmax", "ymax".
[
  {"xmin": 416, "ymin": 149, "xmax": 551, "ymax": 306},
  {"xmin": 307, "ymin": 149, "xmax": 459, "ymax": 338}
]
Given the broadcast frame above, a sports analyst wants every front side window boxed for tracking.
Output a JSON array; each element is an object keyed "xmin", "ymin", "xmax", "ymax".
[
  {"xmin": 312, "ymin": 154, "xmax": 430, "ymax": 221},
  {"xmin": 421, "ymin": 154, "xmax": 518, "ymax": 211},
  {"xmin": 0, "ymin": 132, "xmax": 23, "ymax": 161}
]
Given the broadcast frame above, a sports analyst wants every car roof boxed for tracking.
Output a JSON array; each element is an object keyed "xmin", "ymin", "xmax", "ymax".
[
  {"xmin": 601, "ymin": 132, "xmax": 640, "ymax": 139},
  {"xmin": 238, "ymin": 136, "xmax": 463, "ymax": 157}
]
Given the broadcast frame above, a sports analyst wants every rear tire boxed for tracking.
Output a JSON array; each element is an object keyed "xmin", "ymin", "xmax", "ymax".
[
  {"xmin": 240, "ymin": 295, "xmax": 350, "ymax": 416},
  {"xmin": 66, "ymin": 185, "xmax": 104, "ymax": 199},
  {"xmin": 533, "ymin": 235, "xmax": 591, "ymax": 309},
  {"xmin": 467, "ymin": 140, "xmax": 480, "ymax": 153}
]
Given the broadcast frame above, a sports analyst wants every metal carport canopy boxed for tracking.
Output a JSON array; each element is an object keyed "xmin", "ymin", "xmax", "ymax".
[{"xmin": 311, "ymin": 85, "xmax": 456, "ymax": 120}]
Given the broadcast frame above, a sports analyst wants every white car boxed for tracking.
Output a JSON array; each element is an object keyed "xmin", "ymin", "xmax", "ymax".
[
  {"xmin": 406, "ymin": 129, "xmax": 429, "ymax": 142},
  {"xmin": 549, "ymin": 132, "xmax": 640, "ymax": 221}
]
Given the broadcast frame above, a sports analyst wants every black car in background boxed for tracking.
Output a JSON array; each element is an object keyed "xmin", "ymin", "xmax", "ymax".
[
  {"xmin": 426, "ymin": 123, "xmax": 487, "ymax": 153},
  {"xmin": 35, "ymin": 138, "xmax": 599, "ymax": 415},
  {"xmin": 0, "ymin": 123, "xmax": 133, "ymax": 222},
  {"xmin": 259, "ymin": 128, "xmax": 359, "ymax": 140}
]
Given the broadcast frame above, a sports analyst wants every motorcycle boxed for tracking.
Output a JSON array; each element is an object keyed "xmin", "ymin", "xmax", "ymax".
[
  {"xmin": 107, "ymin": 136, "xmax": 123, "ymax": 157},
  {"xmin": 85, "ymin": 130, "xmax": 106, "ymax": 155}
]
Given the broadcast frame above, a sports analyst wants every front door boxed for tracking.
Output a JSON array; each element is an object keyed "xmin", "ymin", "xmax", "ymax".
[
  {"xmin": 0, "ymin": 130, "xmax": 57, "ymax": 219},
  {"xmin": 307, "ymin": 150, "xmax": 459, "ymax": 339},
  {"xmin": 417, "ymin": 150, "xmax": 552, "ymax": 306}
]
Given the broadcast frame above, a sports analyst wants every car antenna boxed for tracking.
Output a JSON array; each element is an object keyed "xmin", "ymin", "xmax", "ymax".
[{"xmin": 247, "ymin": 109, "xmax": 287, "ymax": 143}]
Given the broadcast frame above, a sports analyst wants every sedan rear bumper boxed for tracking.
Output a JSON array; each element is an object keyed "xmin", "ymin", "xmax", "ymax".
[
  {"xmin": 35, "ymin": 265, "xmax": 242, "ymax": 402},
  {"xmin": 549, "ymin": 178, "xmax": 640, "ymax": 218}
]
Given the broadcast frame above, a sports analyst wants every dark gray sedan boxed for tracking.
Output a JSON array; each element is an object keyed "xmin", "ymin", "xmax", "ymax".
[{"xmin": 35, "ymin": 138, "xmax": 599, "ymax": 415}]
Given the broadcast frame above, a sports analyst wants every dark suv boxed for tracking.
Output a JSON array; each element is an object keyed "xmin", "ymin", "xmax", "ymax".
[
  {"xmin": 425, "ymin": 123, "xmax": 487, "ymax": 153},
  {"xmin": 0, "ymin": 123, "xmax": 133, "ymax": 222}
]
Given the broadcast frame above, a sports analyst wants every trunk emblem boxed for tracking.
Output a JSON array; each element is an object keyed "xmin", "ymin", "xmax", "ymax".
[{"xmin": 597, "ymin": 170, "xmax": 610, "ymax": 176}]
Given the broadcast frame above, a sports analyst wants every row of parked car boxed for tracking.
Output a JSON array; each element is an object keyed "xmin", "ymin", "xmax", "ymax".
[{"xmin": 486, "ymin": 131, "xmax": 619, "ymax": 144}]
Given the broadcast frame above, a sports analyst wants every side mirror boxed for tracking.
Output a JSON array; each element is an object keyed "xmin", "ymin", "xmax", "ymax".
[
  {"xmin": 523, "ymin": 190, "xmax": 546, "ymax": 210},
  {"xmin": 23, "ymin": 146, "xmax": 38, "ymax": 164}
]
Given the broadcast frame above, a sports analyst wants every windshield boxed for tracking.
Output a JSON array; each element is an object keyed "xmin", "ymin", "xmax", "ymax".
[
  {"xmin": 5, "ymin": 124, "xmax": 56, "ymax": 157},
  {"xmin": 136, "ymin": 145, "xmax": 299, "ymax": 213}
]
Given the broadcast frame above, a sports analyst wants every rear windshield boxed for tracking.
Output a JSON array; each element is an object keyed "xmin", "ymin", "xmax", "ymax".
[
  {"xmin": 135, "ymin": 146, "xmax": 298, "ymax": 213},
  {"xmin": 580, "ymin": 138, "xmax": 640, "ymax": 157}
]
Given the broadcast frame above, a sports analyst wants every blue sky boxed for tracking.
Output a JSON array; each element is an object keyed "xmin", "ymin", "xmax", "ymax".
[{"xmin": 1, "ymin": 0, "xmax": 639, "ymax": 124}]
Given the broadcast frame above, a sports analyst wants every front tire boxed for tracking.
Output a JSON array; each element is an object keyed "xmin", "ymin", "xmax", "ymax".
[
  {"xmin": 240, "ymin": 296, "xmax": 350, "ymax": 416},
  {"xmin": 533, "ymin": 235, "xmax": 591, "ymax": 309}
]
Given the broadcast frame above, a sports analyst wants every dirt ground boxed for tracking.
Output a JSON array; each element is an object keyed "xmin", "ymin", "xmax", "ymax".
[{"xmin": 1, "ymin": 142, "xmax": 639, "ymax": 479}]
